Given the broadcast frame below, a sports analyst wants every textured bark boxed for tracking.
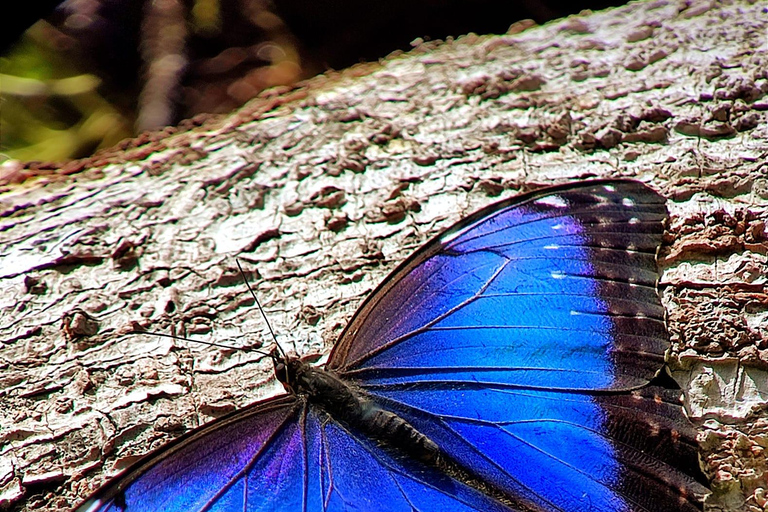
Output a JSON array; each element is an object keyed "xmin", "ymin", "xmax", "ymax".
[{"xmin": 1, "ymin": 1, "xmax": 766, "ymax": 511}]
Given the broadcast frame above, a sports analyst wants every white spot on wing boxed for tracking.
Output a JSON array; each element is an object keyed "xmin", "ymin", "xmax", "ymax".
[
  {"xmin": 551, "ymin": 270, "xmax": 566, "ymax": 279},
  {"xmin": 552, "ymin": 223, "xmax": 564, "ymax": 231},
  {"xmin": 622, "ymin": 197, "xmax": 636, "ymax": 207},
  {"xmin": 77, "ymin": 501, "xmax": 105, "ymax": 512},
  {"xmin": 535, "ymin": 196, "xmax": 568, "ymax": 208},
  {"xmin": 543, "ymin": 244, "xmax": 560, "ymax": 250},
  {"xmin": 628, "ymin": 217, "xmax": 640, "ymax": 224},
  {"xmin": 603, "ymin": 185, "xmax": 616, "ymax": 192},
  {"xmin": 442, "ymin": 224, "xmax": 473, "ymax": 245}
]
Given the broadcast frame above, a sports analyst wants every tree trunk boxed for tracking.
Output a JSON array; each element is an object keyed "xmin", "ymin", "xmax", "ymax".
[{"xmin": 1, "ymin": 1, "xmax": 766, "ymax": 511}]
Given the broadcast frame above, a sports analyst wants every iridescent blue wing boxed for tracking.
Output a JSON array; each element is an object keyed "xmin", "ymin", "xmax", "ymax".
[
  {"xmin": 76, "ymin": 396, "xmax": 515, "ymax": 512},
  {"xmin": 76, "ymin": 396, "xmax": 301, "ymax": 512},
  {"xmin": 77, "ymin": 180, "xmax": 707, "ymax": 512},
  {"xmin": 327, "ymin": 179, "xmax": 708, "ymax": 512}
]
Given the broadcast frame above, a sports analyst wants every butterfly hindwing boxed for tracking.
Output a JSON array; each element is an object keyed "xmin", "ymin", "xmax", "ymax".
[
  {"xmin": 304, "ymin": 406, "xmax": 515, "ymax": 512},
  {"xmin": 78, "ymin": 397, "xmax": 516, "ymax": 512}
]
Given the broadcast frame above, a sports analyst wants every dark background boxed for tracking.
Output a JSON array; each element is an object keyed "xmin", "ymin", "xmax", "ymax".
[{"xmin": 2, "ymin": 0, "xmax": 629, "ymax": 161}]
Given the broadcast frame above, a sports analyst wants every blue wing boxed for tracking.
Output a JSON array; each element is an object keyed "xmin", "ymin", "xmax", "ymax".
[
  {"xmin": 76, "ymin": 180, "xmax": 707, "ymax": 512},
  {"xmin": 76, "ymin": 396, "xmax": 516, "ymax": 512},
  {"xmin": 327, "ymin": 180, "xmax": 708, "ymax": 512},
  {"xmin": 76, "ymin": 396, "xmax": 301, "ymax": 512}
]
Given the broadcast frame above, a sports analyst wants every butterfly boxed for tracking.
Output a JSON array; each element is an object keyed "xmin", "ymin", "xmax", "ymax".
[{"xmin": 75, "ymin": 179, "xmax": 710, "ymax": 512}]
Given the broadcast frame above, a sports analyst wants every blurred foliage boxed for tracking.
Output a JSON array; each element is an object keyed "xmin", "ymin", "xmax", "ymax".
[
  {"xmin": 1, "ymin": 22, "xmax": 132, "ymax": 162},
  {"xmin": 1, "ymin": 0, "xmax": 302, "ymax": 163},
  {"xmin": 1, "ymin": 0, "xmax": 625, "ymax": 164}
]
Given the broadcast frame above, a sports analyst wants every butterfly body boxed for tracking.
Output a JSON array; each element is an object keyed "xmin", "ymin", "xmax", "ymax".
[
  {"xmin": 275, "ymin": 357, "xmax": 440, "ymax": 462},
  {"xmin": 76, "ymin": 180, "xmax": 710, "ymax": 512}
]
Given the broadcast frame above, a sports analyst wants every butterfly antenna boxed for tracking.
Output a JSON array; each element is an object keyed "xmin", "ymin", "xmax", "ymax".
[
  {"xmin": 130, "ymin": 330, "xmax": 272, "ymax": 358},
  {"xmin": 235, "ymin": 259, "xmax": 287, "ymax": 362}
]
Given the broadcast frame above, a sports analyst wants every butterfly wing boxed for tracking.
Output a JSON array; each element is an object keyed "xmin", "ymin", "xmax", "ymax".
[
  {"xmin": 76, "ymin": 396, "xmax": 301, "ymax": 512},
  {"xmin": 327, "ymin": 180, "xmax": 708, "ymax": 512},
  {"xmin": 77, "ymin": 179, "xmax": 707, "ymax": 512},
  {"xmin": 299, "ymin": 405, "xmax": 516, "ymax": 512},
  {"xmin": 76, "ymin": 395, "xmax": 518, "ymax": 512}
]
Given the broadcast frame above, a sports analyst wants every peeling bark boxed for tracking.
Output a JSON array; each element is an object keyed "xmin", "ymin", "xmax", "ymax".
[{"xmin": 1, "ymin": 1, "xmax": 767, "ymax": 511}]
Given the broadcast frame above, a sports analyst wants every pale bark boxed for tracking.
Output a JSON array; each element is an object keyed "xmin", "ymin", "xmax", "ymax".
[{"xmin": 1, "ymin": 1, "xmax": 767, "ymax": 511}]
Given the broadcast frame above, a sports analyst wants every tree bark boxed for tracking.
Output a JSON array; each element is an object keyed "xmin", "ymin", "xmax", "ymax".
[{"xmin": 1, "ymin": 1, "xmax": 766, "ymax": 511}]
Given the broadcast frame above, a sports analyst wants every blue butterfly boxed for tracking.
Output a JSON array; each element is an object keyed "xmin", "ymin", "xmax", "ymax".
[{"xmin": 76, "ymin": 179, "xmax": 709, "ymax": 512}]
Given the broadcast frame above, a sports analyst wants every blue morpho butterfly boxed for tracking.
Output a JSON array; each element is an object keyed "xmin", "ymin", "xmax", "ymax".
[{"xmin": 76, "ymin": 179, "xmax": 710, "ymax": 512}]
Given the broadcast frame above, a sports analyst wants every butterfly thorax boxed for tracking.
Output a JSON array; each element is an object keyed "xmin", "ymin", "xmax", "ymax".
[{"xmin": 276, "ymin": 357, "xmax": 440, "ymax": 462}]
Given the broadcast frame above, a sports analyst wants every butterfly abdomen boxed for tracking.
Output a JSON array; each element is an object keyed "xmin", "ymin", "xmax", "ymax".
[
  {"xmin": 291, "ymin": 359, "xmax": 439, "ymax": 462},
  {"xmin": 359, "ymin": 405, "xmax": 440, "ymax": 462}
]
